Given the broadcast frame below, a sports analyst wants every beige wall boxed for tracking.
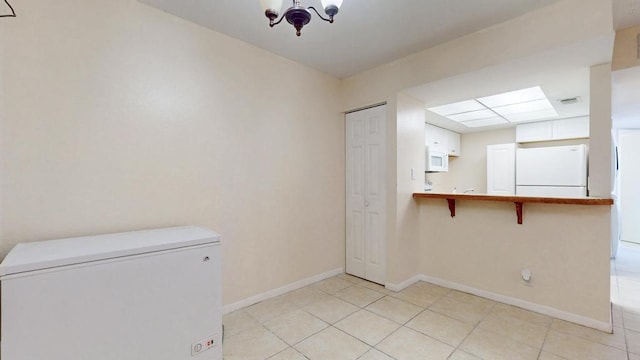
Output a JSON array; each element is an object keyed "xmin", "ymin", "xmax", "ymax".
[
  {"xmin": 0, "ymin": 0, "xmax": 617, "ymax": 326},
  {"xmin": 390, "ymin": 94, "xmax": 425, "ymax": 285},
  {"xmin": 340, "ymin": 0, "xmax": 614, "ymax": 325},
  {"xmin": 419, "ymin": 91, "xmax": 610, "ymax": 325},
  {"xmin": 418, "ymin": 200, "xmax": 611, "ymax": 324},
  {"xmin": 426, "ymin": 128, "xmax": 516, "ymax": 193},
  {"xmin": 589, "ymin": 63, "xmax": 614, "ymax": 197},
  {"xmin": 613, "ymin": 25, "xmax": 640, "ymax": 71},
  {"xmin": 0, "ymin": 0, "xmax": 344, "ymax": 305},
  {"xmin": 419, "ymin": 64, "xmax": 613, "ymax": 323}
]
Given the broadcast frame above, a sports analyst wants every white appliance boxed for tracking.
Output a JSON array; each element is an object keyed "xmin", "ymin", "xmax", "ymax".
[
  {"xmin": 611, "ymin": 136, "xmax": 621, "ymax": 259},
  {"xmin": 516, "ymin": 144, "xmax": 588, "ymax": 197},
  {"xmin": 426, "ymin": 147, "xmax": 448, "ymax": 172},
  {"xmin": 0, "ymin": 226, "xmax": 222, "ymax": 360}
]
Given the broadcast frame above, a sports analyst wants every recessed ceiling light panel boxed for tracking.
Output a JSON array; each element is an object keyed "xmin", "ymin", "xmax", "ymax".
[
  {"xmin": 492, "ymin": 98, "xmax": 556, "ymax": 116},
  {"xmin": 477, "ymin": 86, "xmax": 546, "ymax": 108},
  {"xmin": 460, "ymin": 117, "xmax": 509, "ymax": 127},
  {"xmin": 427, "ymin": 100, "xmax": 484, "ymax": 116},
  {"xmin": 447, "ymin": 109, "xmax": 496, "ymax": 122},
  {"xmin": 426, "ymin": 85, "xmax": 560, "ymax": 129}
]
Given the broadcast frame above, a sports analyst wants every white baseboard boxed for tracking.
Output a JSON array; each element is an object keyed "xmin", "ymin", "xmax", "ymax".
[
  {"xmin": 222, "ymin": 269, "xmax": 612, "ymax": 333},
  {"xmin": 419, "ymin": 274, "xmax": 612, "ymax": 333},
  {"xmin": 385, "ymin": 274, "xmax": 423, "ymax": 292},
  {"xmin": 222, "ymin": 267, "xmax": 344, "ymax": 314}
]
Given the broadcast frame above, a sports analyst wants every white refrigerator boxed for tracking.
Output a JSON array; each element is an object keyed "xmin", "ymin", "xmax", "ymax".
[
  {"xmin": 516, "ymin": 144, "xmax": 588, "ymax": 197},
  {"xmin": 0, "ymin": 226, "xmax": 222, "ymax": 360}
]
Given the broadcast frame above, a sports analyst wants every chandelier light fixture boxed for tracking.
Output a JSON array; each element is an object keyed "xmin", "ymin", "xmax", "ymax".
[
  {"xmin": 260, "ymin": 0, "xmax": 343, "ymax": 36},
  {"xmin": 1, "ymin": 0, "xmax": 16, "ymax": 18}
]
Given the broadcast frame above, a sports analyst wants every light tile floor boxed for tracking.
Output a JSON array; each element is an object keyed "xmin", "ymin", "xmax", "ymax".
[{"xmin": 223, "ymin": 242, "xmax": 640, "ymax": 359}]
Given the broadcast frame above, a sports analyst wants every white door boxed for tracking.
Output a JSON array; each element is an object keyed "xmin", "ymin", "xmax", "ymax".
[
  {"xmin": 487, "ymin": 143, "xmax": 516, "ymax": 195},
  {"xmin": 346, "ymin": 105, "xmax": 386, "ymax": 284},
  {"xmin": 619, "ymin": 130, "xmax": 640, "ymax": 244}
]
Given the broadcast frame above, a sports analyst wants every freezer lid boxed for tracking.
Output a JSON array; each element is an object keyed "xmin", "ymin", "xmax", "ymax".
[{"xmin": 0, "ymin": 226, "xmax": 220, "ymax": 277}]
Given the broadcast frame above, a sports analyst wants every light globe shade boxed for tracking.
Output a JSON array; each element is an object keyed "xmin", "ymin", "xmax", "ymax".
[
  {"xmin": 260, "ymin": 0, "xmax": 283, "ymax": 13},
  {"xmin": 321, "ymin": 0, "xmax": 343, "ymax": 10}
]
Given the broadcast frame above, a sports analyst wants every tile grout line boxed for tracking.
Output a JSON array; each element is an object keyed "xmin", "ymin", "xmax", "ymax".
[
  {"xmin": 614, "ymin": 255, "xmax": 633, "ymax": 360},
  {"xmin": 382, "ymin": 287, "xmax": 501, "ymax": 359},
  {"xmin": 614, "ymin": 254, "xmax": 634, "ymax": 360},
  {"xmin": 240, "ymin": 290, "xmax": 329, "ymax": 359},
  {"xmin": 372, "ymin": 290, "xmax": 456, "ymax": 357},
  {"xmin": 448, "ymin": 299, "xmax": 498, "ymax": 359},
  {"xmin": 227, "ymin": 271, "xmax": 639, "ymax": 360},
  {"xmin": 369, "ymin": 325, "xmax": 402, "ymax": 360},
  {"xmin": 327, "ymin": 283, "xmax": 398, "ymax": 360},
  {"xmin": 365, "ymin": 286, "xmax": 452, "ymax": 359},
  {"xmin": 345, "ymin": 281, "xmax": 401, "ymax": 360},
  {"xmin": 542, "ymin": 318, "xmax": 632, "ymax": 359},
  {"xmin": 536, "ymin": 313, "xmax": 555, "ymax": 359},
  {"xmin": 280, "ymin": 277, "xmax": 390, "ymax": 360},
  {"xmin": 261, "ymin": 291, "xmax": 356, "ymax": 359}
]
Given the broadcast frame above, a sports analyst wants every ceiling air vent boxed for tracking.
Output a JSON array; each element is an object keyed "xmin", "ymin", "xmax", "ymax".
[{"xmin": 559, "ymin": 96, "xmax": 581, "ymax": 105}]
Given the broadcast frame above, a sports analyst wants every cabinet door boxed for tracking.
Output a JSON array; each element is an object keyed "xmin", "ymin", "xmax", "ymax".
[
  {"xmin": 516, "ymin": 121, "xmax": 553, "ymax": 143},
  {"xmin": 447, "ymin": 131, "xmax": 461, "ymax": 156},
  {"xmin": 425, "ymin": 123, "xmax": 436, "ymax": 147},
  {"xmin": 487, "ymin": 143, "xmax": 516, "ymax": 195},
  {"xmin": 552, "ymin": 117, "xmax": 589, "ymax": 140},
  {"xmin": 425, "ymin": 123, "xmax": 447, "ymax": 152}
]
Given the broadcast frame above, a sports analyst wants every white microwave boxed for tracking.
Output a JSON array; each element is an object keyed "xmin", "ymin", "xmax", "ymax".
[{"xmin": 426, "ymin": 147, "xmax": 448, "ymax": 172}]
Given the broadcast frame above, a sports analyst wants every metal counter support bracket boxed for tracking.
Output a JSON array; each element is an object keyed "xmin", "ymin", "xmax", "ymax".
[
  {"xmin": 515, "ymin": 202, "xmax": 523, "ymax": 225},
  {"xmin": 446, "ymin": 198, "xmax": 523, "ymax": 224},
  {"xmin": 414, "ymin": 192, "xmax": 613, "ymax": 226},
  {"xmin": 447, "ymin": 199, "xmax": 456, "ymax": 218}
]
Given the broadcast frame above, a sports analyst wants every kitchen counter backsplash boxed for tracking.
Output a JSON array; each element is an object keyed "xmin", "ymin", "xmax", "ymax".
[
  {"xmin": 425, "ymin": 173, "xmax": 477, "ymax": 194},
  {"xmin": 424, "ymin": 173, "xmax": 448, "ymax": 192}
]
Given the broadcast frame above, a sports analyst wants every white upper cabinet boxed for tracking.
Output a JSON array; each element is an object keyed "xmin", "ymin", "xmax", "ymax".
[
  {"xmin": 425, "ymin": 123, "xmax": 446, "ymax": 152},
  {"xmin": 425, "ymin": 123, "xmax": 461, "ymax": 156},
  {"xmin": 516, "ymin": 121, "xmax": 553, "ymax": 143},
  {"xmin": 516, "ymin": 117, "xmax": 589, "ymax": 143},
  {"xmin": 552, "ymin": 117, "xmax": 590, "ymax": 140},
  {"xmin": 447, "ymin": 131, "xmax": 461, "ymax": 157}
]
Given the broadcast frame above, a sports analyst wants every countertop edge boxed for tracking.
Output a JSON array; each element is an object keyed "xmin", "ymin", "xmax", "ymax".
[{"xmin": 412, "ymin": 192, "xmax": 614, "ymax": 205}]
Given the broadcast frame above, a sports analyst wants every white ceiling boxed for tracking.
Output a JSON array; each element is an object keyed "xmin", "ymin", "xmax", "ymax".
[
  {"xmin": 139, "ymin": 0, "xmax": 640, "ymax": 131},
  {"xmin": 614, "ymin": 0, "xmax": 640, "ymax": 30},
  {"xmin": 138, "ymin": 0, "xmax": 562, "ymax": 79}
]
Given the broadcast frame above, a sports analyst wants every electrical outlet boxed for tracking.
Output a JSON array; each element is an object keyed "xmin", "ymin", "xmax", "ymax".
[
  {"xmin": 521, "ymin": 269, "xmax": 533, "ymax": 287},
  {"xmin": 191, "ymin": 335, "xmax": 218, "ymax": 356}
]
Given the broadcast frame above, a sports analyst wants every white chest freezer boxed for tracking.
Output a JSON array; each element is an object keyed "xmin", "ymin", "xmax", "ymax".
[{"xmin": 0, "ymin": 226, "xmax": 222, "ymax": 360}]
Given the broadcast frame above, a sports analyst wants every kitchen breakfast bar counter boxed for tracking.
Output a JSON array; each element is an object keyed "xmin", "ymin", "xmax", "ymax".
[{"xmin": 413, "ymin": 192, "xmax": 614, "ymax": 224}]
